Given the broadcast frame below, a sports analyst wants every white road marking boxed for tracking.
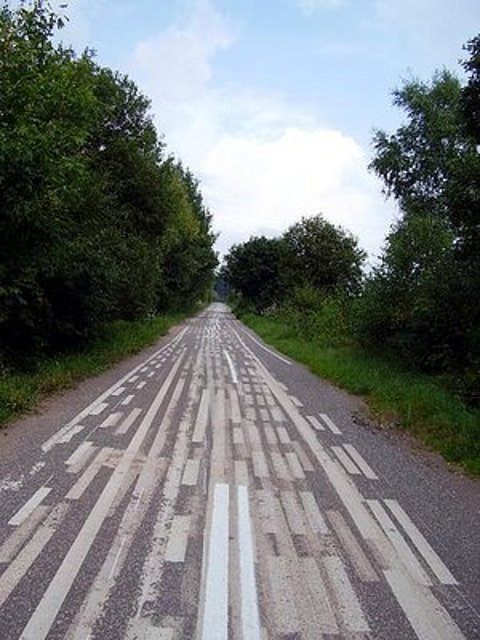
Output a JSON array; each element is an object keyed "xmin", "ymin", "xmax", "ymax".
[
  {"xmin": 0, "ymin": 503, "xmax": 70, "ymax": 608},
  {"xmin": 306, "ymin": 415, "xmax": 325, "ymax": 431},
  {"xmin": 299, "ymin": 491, "xmax": 329, "ymax": 535},
  {"xmin": 201, "ymin": 483, "xmax": 230, "ymax": 640},
  {"xmin": 40, "ymin": 327, "xmax": 187, "ymax": 453},
  {"xmin": 326, "ymin": 510, "xmax": 378, "ymax": 582},
  {"xmin": 319, "ymin": 413, "xmax": 342, "ymax": 435},
  {"xmin": 237, "ymin": 486, "xmax": 261, "ymax": 640},
  {"xmin": 235, "ymin": 460, "xmax": 249, "ymax": 485},
  {"xmin": 0, "ymin": 505, "xmax": 49, "ymax": 563},
  {"xmin": 182, "ymin": 459, "xmax": 200, "ymax": 486},
  {"xmin": 343, "ymin": 444, "xmax": 378, "ymax": 480},
  {"xmin": 223, "ymin": 349, "xmax": 238, "ymax": 384},
  {"xmin": 111, "ymin": 386, "xmax": 125, "ymax": 397},
  {"xmin": 87, "ymin": 401, "xmax": 108, "ymax": 416},
  {"xmin": 115, "ymin": 408, "xmax": 143, "ymax": 435},
  {"xmin": 292, "ymin": 441, "xmax": 314, "ymax": 472},
  {"xmin": 192, "ymin": 388, "xmax": 210, "ymax": 443},
  {"xmin": 332, "ymin": 446, "xmax": 362, "ymax": 475},
  {"xmin": 136, "ymin": 381, "xmax": 146, "ymax": 390},
  {"xmin": 164, "ymin": 515, "xmax": 191, "ymax": 562},
  {"xmin": 99, "ymin": 412, "xmax": 123, "ymax": 429},
  {"xmin": 281, "ymin": 491, "xmax": 307, "ymax": 535},
  {"xmin": 66, "ymin": 448, "xmax": 113, "ymax": 501},
  {"xmin": 367, "ymin": 499, "xmax": 432, "ymax": 585},
  {"xmin": 8, "ymin": 486, "xmax": 52, "ymax": 526},
  {"xmin": 384, "ymin": 568, "xmax": 465, "ymax": 640},
  {"xmin": 19, "ymin": 353, "xmax": 186, "ymax": 640},
  {"xmin": 128, "ymin": 375, "xmax": 139, "ymax": 383},
  {"xmin": 121, "ymin": 394, "xmax": 134, "ymax": 406},
  {"xmin": 323, "ymin": 555, "xmax": 370, "ymax": 633},
  {"xmin": 58, "ymin": 424, "xmax": 86, "ymax": 444},
  {"xmin": 65, "ymin": 441, "xmax": 96, "ymax": 473},
  {"xmin": 270, "ymin": 451, "xmax": 291, "ymax": 481},
  {"xmin": 252, "ymin": 450, "xmax": 269, "ymax": 478},
  {"xmin": 384, "ymin": 499, "xmax": 458, "ymax": 585},
  {"xmin": 289, "ymin": 395, "xmax": 303, "ymax": 407},
  {"xmin": 301, "ymin": 557, "xmax": 339, "ymax": 635},
  {"xmin": 228, "ymin": 385, "xmax": 241, "ymax": 424},
  {"xmin": 276, "ymin": 426, "xmax": 291, "ymax": 444},
  {"xmin": 236, "ymin": 329, "xmax": 292, "ymax": 365},
  {"xmin": 285, "ymin": 451, "xmax": 305, "ymax": 479}
]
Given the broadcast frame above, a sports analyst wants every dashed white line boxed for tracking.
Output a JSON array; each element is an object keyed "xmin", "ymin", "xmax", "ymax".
[
  {"xmin": 343, "ymin": 444, "xmax": 378, "ymax": 480},
  {"xmin": 319, "ymin": 413, "xmax": 342, "ymax": 435},
  {"xmin": 384, "ymin": 499, "xmax": 458, "ymax": 585},
  {"xmin": 8, "ymin": 487, "xmax": 52, "ymax": 526}
]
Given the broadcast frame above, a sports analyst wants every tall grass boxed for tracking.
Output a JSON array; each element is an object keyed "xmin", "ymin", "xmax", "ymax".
[
  {"xmin": 0, "ymin": 314, "xmax": 186, "ymax": 426},
  {"xmin": 241, "ymin": 312, "xmax": 480, "ymax": 476}
]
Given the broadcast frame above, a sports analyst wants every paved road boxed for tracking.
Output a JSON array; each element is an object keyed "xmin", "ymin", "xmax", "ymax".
[{"xmin": 0, "ymin": 303, "xmax": 479, "ymax": 639}]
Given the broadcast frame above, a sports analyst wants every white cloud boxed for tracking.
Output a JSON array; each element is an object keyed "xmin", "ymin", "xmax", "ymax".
[
  {"xmin": 202, "ymin": 127, "xmax": 396, "ymax": 261},
  {"xmin": 127, "ymin": 0, "xmax": 396, "ymax": 262}
]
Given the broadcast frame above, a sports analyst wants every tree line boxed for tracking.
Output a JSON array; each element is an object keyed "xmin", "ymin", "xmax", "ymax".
[
  {"xmin": 222, "ymin": 35, "xmax": 480, "ymax": 405},
  {"xmin": 0, "ymin": 2, "xmax": 217, "ymax": 368}
]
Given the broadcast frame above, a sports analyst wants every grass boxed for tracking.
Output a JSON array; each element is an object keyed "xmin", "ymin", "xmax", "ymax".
[
  {"xmin": 0, "ymin": 313, "xmax": 187, "ymax": 427},
  {"xmin": 241, "ymin": 312, "xmax": 480, "ymax": 477}
]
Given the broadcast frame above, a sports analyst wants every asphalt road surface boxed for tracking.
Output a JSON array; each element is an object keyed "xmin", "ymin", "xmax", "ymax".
[{"xmin": 0, "ymin": 303, "xmax": 479, "ymax": 640}]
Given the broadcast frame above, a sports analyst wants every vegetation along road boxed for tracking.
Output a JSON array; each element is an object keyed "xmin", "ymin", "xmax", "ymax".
[{"xmin": 0, "ymin": 305, "xmax": 479, "ymax": 639}]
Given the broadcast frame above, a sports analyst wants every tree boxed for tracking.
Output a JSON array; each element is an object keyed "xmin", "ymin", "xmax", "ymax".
[
  {"xmin": 370, "ymin": 71, "xmax": 480, "ymax": 241},
  {"xmin": 362, "ymin": 61, "xmax": 480, "ymax": 389},
  {"xmin": 462, "ymin": 34, "xmax": 480, "ymax": 143},
  {"xmin": 282, "ymin": 215, "xmax": 366, "ymax": 296},
  {"xmin": 224, "ymin": 237, "xmax": 285, "ymax": 312}
]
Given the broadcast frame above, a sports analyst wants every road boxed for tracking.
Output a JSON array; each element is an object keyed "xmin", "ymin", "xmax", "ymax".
[{"xmin": 0, "ymin": 303, "xmax": 479, "ymax": 640}]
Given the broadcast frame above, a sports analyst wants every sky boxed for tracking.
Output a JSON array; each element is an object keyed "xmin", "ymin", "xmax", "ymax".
[{"xmin": 50, "ymin": 0, "xmax": 479, "ymax": 263}]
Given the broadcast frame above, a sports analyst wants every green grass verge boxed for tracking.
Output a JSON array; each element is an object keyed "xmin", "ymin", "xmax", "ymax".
[
  {"xmin": 241, "ymin": 312, "xmax": 480, "ymax": 477},
  {"xmin": 0, "ymin": 313, "xmax": 187, "ymax": 428}
]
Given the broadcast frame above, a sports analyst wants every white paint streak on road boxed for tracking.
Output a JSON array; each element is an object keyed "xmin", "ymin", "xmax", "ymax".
[
  {"xmin": 319, "ymin": 413, "xmax": 342, "ymax": 435},
  {"xmin": 89, "ymin": 402, "xmax": 109, "ymax": 416},
  {"xmin": 332, "ymin": 446, "xmax": 362, "ymax": 475},
  {"xmin": 237, "ymin": 486, "xmax": 261, "ymax": 640},
  {"xmin": 326, "ymin": 510, "xmax": 378, "ymax": 582},
  {"xmin": 65, "ymin": 448, "xmax": 113, "ymax": 501},
  {"xmin": 384, "ymin": 568, "xmax": 465, "ymax": 640},
  {"xmin": 99, "ymin": 412, "xmax": 123, "ymax": 429},
  {"xmin": 8, "ymin": 487, "xmax": 52, "ymax": 526},
  {"xmin": 223, "ymin": 349, "xmax": 238, "ymax": 384},
  {"xmin": 306, "ymin": 415, "xmax": 325, "ymax": 431},
  {"xmin": 192, "ymin": 389, "xmax": 210, "ymax": 443},
  {"xmin": 239, "ymin": 329, "xmax": 292, "ymax": 365},
  {"xmin": 164, "ymin": 515, "xmax": 191, "ymax": 562},
  {"xmin": 323, "ymin": 555, "xmax": 370, "ymax": 633},
  {"xmin": 121, "ymin": 394, "xmax": 134, "ymax": 406},
  {"xmin": 367, "ymin": 499, "xmax": 432, "ymax": 585},
  {"xmin": 343, "ymin": 444, "xmax": 378, "ymax": 480},
  {"xmin": 182, "ymin": 459, "xmax": 200, "ymax": 486},
  {"xmin": 384, "ymin": 499, "xmax": 458, "ymax": 585},
  {"xmin": 40, "ymin": 327, "xmax": 187, "ymax": 453},
  {"xmin": 65, "ymin": 441, "xmax": 95, "ymax": 468},
  {"xmin": 0, "ymin": 506, "xmax": 49, "ymax": 562},
  {"xmin": 299, "ymin": 491, "xmax": 329, "ymax": 535},
  {"xmin": 19, "ymin": 353, "xmax": 186, "ymax": 640},
  {"xmin": 115, "ymin": 408, "xmax": 143, "ymax": 436},
  {"xmin": 111, "ymin": 386, "xmax": 125, "ymax": 397},
  {"xmin": 201, "ymin": 483, "xmax": 230, "ymax": 640}
]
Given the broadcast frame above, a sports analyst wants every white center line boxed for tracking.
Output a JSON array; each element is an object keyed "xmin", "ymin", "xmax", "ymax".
[{"xmin": 201, "ymin": 483, "xmax": 230, "ymax": 640}]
